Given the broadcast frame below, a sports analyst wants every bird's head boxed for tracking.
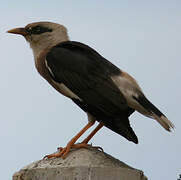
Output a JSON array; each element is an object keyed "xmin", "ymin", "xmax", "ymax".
[{"xmin": 7, "ymin": 21, "xmax": 69, "ymax": 57}]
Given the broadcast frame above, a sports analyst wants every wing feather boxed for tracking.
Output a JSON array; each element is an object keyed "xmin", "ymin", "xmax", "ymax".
[{"xmin": 45, "ymin": 41, "xmax": 137, "ymax": 143}]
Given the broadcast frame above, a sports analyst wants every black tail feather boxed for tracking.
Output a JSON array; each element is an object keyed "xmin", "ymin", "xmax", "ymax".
[
  {"xmin": 133, "ymin": 94, "xmax": 174, "ymax": 131},
  {"xmin": 133, "ymin": 95, "xmax": 164, "ymax": 117}
]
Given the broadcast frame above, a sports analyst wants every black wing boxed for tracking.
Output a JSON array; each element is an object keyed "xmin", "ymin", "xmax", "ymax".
[{"xmin": 46, "ymin": 41, "xmax": 138, "ymax": 143}]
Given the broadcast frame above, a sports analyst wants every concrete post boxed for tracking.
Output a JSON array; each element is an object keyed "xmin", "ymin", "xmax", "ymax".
[{"xmin": 13, "ymin": 148, "xmax": 148, "ymax": 180}]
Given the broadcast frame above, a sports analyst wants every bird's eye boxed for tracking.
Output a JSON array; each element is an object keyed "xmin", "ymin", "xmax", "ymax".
[
  {"xmin": 32, "ymin": 26, "xmax": 41, "ymax": 33},
  {"xmin": 26, "ymin": 26, "xmax": 52, "ymax": 35}
]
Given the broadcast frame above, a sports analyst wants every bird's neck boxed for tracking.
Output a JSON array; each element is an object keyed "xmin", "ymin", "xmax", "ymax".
[{"xmin": 30, "ymin": 35, "xmax": 69, "ymax": 60}]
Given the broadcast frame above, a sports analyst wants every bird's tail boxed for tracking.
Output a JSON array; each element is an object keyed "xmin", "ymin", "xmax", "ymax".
[{"xmin": 133, "ymin": 95, "xmax": 174, "ymax": 131}]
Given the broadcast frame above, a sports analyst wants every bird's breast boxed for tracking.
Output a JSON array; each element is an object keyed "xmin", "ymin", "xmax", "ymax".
[{"xmin": 35, "ymin": 50, "xmax": 81, "ymax": 100}]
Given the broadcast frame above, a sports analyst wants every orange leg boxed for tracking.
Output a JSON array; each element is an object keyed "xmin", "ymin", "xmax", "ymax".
[
  {"xmin": 81, "ymin": 122, "xmax": 104, "ymax": 144},
  {"xmin": 74, "ymin": 122, "xmax": 104, "ymax": 152},
  {"xmin": 44, "ymin": 121, "xmax": 95, "ymax": 159},
  {"xmin": 58, "ymin": 122, "xmax": 104, "ymax": 152},
  {"xmin": 44, "ymin": 122, "xmax": 104, "ymax": 159}
]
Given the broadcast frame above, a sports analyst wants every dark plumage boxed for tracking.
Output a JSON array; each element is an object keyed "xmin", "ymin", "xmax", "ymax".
[
  {"xmin": 46, "ymin": 41, "xmax": 138, "ymax": 143},
  {"xmin": 8, "ymin": 21, "xmax": 174, "ymax": 158}
]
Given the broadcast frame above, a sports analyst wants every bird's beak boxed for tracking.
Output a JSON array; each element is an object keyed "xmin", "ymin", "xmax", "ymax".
[{"xmin": 7, "ymin": 27, "xmax": 28, "ymax": 36}]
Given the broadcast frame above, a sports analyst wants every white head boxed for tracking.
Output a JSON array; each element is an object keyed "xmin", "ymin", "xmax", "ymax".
[{"xmin": 8, "ymin": 21, "xmax": 69, "ymax": 57}]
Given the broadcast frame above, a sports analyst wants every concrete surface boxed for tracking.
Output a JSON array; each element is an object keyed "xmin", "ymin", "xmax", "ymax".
[{"xmin": 13, "ymin": 147, "xmax": 148, "ymax": 180}]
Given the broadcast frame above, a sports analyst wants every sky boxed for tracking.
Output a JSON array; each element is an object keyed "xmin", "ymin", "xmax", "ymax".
[{"xmin": 1, "ymin": 1, "xmax": 181, "ymax": 179}]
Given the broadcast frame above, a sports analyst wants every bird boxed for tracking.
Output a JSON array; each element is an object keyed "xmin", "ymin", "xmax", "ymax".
[{"xmin": 7, "ymin": 21, "xmax": 174, "ymax": 159}]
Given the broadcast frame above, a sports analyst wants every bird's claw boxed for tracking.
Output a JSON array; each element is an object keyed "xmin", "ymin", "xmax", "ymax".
[
  {"xmin": 44, "ymin": 146, "xmax": 70, "ymax": 159},
  {"xmin": 43, "ymin": 143, "xmax": 103, "ymax": 159},
  {"xmin": 92, "ymin": 145, "xmax": 104, "ymax": 152}
]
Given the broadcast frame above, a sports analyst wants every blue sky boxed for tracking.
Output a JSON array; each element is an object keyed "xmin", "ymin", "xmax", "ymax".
[{"xmin": 1, "ymin": 1, "xmax": 181, "ymax": 179}]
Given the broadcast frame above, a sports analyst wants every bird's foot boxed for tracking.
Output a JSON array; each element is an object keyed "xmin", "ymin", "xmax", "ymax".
[
  {"xmin": 57, "ymin": 143, "xmax": 104, "ymax": 152},
  {"xmin": 44, "ymin": 143, "xmax": 103, "ymax": 159}
]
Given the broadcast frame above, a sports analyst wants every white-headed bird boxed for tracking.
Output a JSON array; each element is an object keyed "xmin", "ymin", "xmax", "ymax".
[{"xmin": 8, "ymin": 22, "xmax": 174, "ymax": 158}]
